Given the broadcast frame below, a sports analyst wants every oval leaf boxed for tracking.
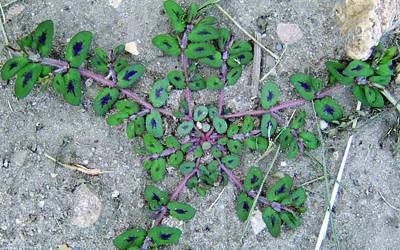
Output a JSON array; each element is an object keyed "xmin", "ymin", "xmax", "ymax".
[
  {"xmin": 314, "ymin": 97, "xmax": 343, "ymax": 122},
  {"xmin": 113, "ymin": 228, "xmax": 147, "ymax": 249},
  {"xmin": 280, "ymin": 128, "xmax": 294, "ymax": 148},
  {"xmin": 106, "ymin": 113, "xmax": 129, "ymax": 125},
  {"xmin": 117, "ymin": 64, "xmax": 146, "ymax": 88},
  {"xmin": 219, "ymin": 28, "xmax": 230, "ymax": 50},
  {"xmin": 376, "ymin": 60, "xmax": 394, "ymax": 76},
  {"xmin": 152, "ymin": 35, "xmax": 181, "ymax": 56},
  {"xmin": 66, "ymin": 31, "xmax": 92, "ymax": 67},
  {"xmin": 282, "ymin": 187, "xmax": 306, "ymax": 206},
  {"xmin": 144, "ymin": 185, "xmax": 169, "ymax": 205},
  {"xmin": 117, "ymin": 100, "xmax": 139, "ymax": 115},
  {"xmin": 200, "ymin": 51, "xmax": 223, "ymax": 68},
  {"xmin": 52, "ymin": 72, "xmax": 66, "ymax": 95},
  {"xmin": 63, "ymin": 68, "xmax": 81, "ymax": 105},
  {"xmin": 343, "ymin": 60, "xmax": 374, "ymax": 77},
  {"xmin": 151, "ymin": 158, "xmax": 166, "ymax": 181},
  {"xmin": 114, "ymin": 58, "xmax": 128, "ymax": 73},
  {"xmin": 167, "ymin": 201, "xmax": 196, "ymax": 220},
  {"xmin": 242, "ymin": 115, "xmax": 254, "ymax": 133},
  {"xmin": 221, "ymin": 155, "xmax": 239, "ymax": 168},
  {"xmin": 299, "ymin": 132, "xmax": 319, "ymax": 148},
  {"xmin": 188, "ymin": 80, "xmax": 206, "ymax": 91},
  {"xmin": 237, "ymin": 193, "xmax": 254, "ymax": 221},
  {"xmin": 180, "ymin": 161, "xmax": 195, "ymax": 174},
  {"xmin": 226, "ymin": 67, "xmax": 242, "ymax": 86},
  {"xmin": 146, "ymin": 110, "xmax": 163, "ymax": 138},
  {"xmin": 325, "ymin": 61, "xmax": 354, "ymax": 85},
  {"xmin": 194, "ymin": 106, "xmax": 208, "ymax": 122},
  {"xmin": 34, "ymin": 20, "xmax": 54, "ymax": 57},
  {"xmin": 167, "ymin": 71, "xmax": 186, "ymax": 89},
  {"xmin": 144, "ymin": 133, "xmax": 163, "ymax": 154},
  {"xmin": 244, "ymin": 167, "xmax": 263, "ymax": 192},
  {"xmin": 90, "ymin": 57, "xmax": 109, "ymax": 73},
  {"xmin": 289, "ymin": 74, "xmax": 315, "ymax": 100},
  {"xmin": 178, "ymin": 121, "xmax": 194, "ymax": 135},
  {"xmin": 281, "ymin": 211, "xmax": 301, "ymax": 229},
  {"xmin": 227, "ymin": 140, "xmax": 243, "ymax": 154},
  {"xmin": 227, "ymin": 52, "xmax": 253, "ymax": 67},
  {"xmin": 245, "ymin": 136, "xmax": 268, "ymax": 150},
  {"xmin": 164, "ymin": 0, "xmax": 186, "ymax": 32},
  {"xmin": 185, "ymin": 42, "xmax": 216, "ymax": 59},
  {"xmin": 150, "ymin": 79, "xmax": 170, "ymax": 108},
  {"xmin": 188, "ymin": 25, "xmax": 219, "ymax": 42},
  {"xmin": 169, "ymin": 150, "xmax": 183, "ymax": 167},
  {"xmin": 261, "ymin": 82, "xmax": 280, "ymax": 109},
  {"xmin": 286, "ymin": 139, "xmax": 299, "ymax": 159},
  {"xmin": 15, "ymin": 63, "xmax": 42, "ymax": 98},
  {"xmin": 1, "ymin": 57, "xmax": 29, "ymax": 81},
  {"xmin": 134, "ymin": 116, "xmax": 145, "ymax": 135},
  {"xmin": 369, "ymin": 75, "xmax": 391, "ymax": 86},
  {"xmin": 291, "ymin": 111, "xmax": 306, "ymax": 130},
  {"xmin": 262, "ymin": 207, "xmax": 281, "ymax": 237},
  {"xmin": 261, "ymin": 114, "xmax": 277, "ymax": 137},
  {"xmin": 126, "ymin": 121, "xmax": 135, "ymax": 138},
  {"xmin": 149, "ymin": 226, "xmax": 182, "ymax": 245},
  {"xmin": 213, "ymin": 117, "xmax": 227, "ymax": 134},
  {"xmin": 229, "ymin": 42, "xmax": 252, "ymax": 54},
  {"xmin": 267, "ymin": 175, "xmax": 293, "ymax": 202},
  {"xmin": 93, "ymin": 87, "xmax": 119, "ymax": 116}
]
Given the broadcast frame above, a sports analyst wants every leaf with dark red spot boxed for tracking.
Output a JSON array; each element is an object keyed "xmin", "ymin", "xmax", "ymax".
[
  {"xmin": 144, "ymin": 185, "xmax": 169, "ymax": 205},
  {"xmin": 219, "ymin": 28, "xmax": 230, "ymax": 50},
  {"xmin": 221, "ymin": 155, "xmax": 239, "ymax": 168},
  {"xmin": 185, "ymin": 42, "xmax": 216, "ymax": 59},
  {"xmin": 152, "ymin": 35, "xmax": 181, "ymax": 56},
  {"xmin": 261, "ymin": 82, "xmax": 280, "ymax": 109},
  {"xmin": 227, "ymin": 51, "xmax": 253, "ymax": 67},
  {"xmin": 262, "ymin": 207, "xmax": 281, "ymax": 237},
  {"xmin": 213, "ymin": 117, "xmax": 227, "ymax": 134},
  {"xmin": 90, "ymin": 56, "xmax": 108, "ymax": 73},
  {"xmin": 164, "ymin": 1, "xmax": 186, "ymax": 32},
  {"xmin": 112, "ymin": 45, "xmax": 125, "ymax": 60},
  {"xmin": 325, "ymin": 61, "xmax": 354, "ymax": 85},
  {"xmin": 196, "ymin": 16, "xmax": 218, "ymax": 26},
  {"xmin": 114, "ymin": 58, "xmax": 128, "ymax": 73},
  {"xmin": 93, "ymin": 87, "xmax": 119, "ymax": 116},
  {"xmin": 200, "ymin": 51, "xmax": 223, "ymax": 68},
  {"xmin": 169, "ymin": 150, "xmax": 183, "ymax": 167},
  {"xmin": 289, "ymin": 74, "xmax": 316, "ymax": 100},
  {"xmin": 177, "ymin": 121, "xmax": 194, "ymax": 135},
  {"xmin": 95, "ymin": 48, "xmax": 108, "ymax": 63},
  {"xmin": 151, "ymin": 158, "xmax": 166, "ymax": 181},
  {"xmin": 343, "ymin": 60, "xmax": 374, "ymax": 77},
  {"xmin": 188, "ymin": 25, "xmax": 219, "ymax": 42},
  {"xmin": 1, "ymin": 57, "xmax": 29, "ymax": 81},
  {"xmin": 267, "ymin": 175, "xmax": 293, "ymax": 202},
  {"xmin": 167, "ymin": 201, "xmax": 196, "ymax": 220},
  {"xmin": 15, "ymin": 63, "xmax": 42, "ymax": 98},
  {"xmin": 242, "ymin": 115, "xmax": 254, "ymax": 133},
  {"xmin": 167, "ymin": 71, "xmax": 186, "ymax": 89},
  {"xmin": 52, "ymin": 72, "xmax": 66, "ymax": 95},
  {"xmin": 193, "ymin": 106, "xmax": 208, "ymax": 122},
  {"xmin": 237, "ymin": 193, "xmax": 254, "ymax": 221},
  {"xmin": 279, "ymin": 128, "xmax": 294, "ymax": 148},
  {"xmin": 244, "ymin": 167, "xmax": 263, "ymax": 192},
  {"xmin": 291, "ymin": 110, "xmax": 306, "ymax": 130},
  {"xmin": 299, "ymin": 132, "xmax": 319, "ymax": 148},
  {"xmin": 113, "ymin": 228, "xmax": 147, "ymax": 249},
  {"xmin": 180, "ymin": 161, "xmax": 195, "ymax": 174},
  {"xmin": 281, "ymin": 211, "xmax": 301, "ymax": 229},
  {"xmin": 227, "ymin": 139, "xmax": 243, "ymax": 154},
  {"xmin": 286, "ymin": 139, "xmax": 299, "ymax": 159},
  {"xmin": 116, "ymin": 100, "xmax": 139, "ymax": 115},
  {"xmin": 149, "ymin": 226, "xmax": 181, "ymax": 245},
  {"xmin": 134, "ymin": 116, "xmax": 145, "ymax": 135},
  {"xmin": 63, "ymin": 68, "xmax": 81, "ymax": 105},
  {"xmin": 117, "ymin": 64, "xmax": 146, "ymax": 88},
  {"xmin": 369, "ymin": 75, "xmax": 391, "ymax": 86},
  {"xmin": 34, "ymin": 20, "xmax": 54, "ymax": 57},
  {"xmin": 261, "ymin": 114, "xmax": 277, "ymax": 137},
  {"xmin": 229, "ymin": 42, "xmax": 252, "ymax": 55},
  {"xmin": 146, "ymin": 110, "xmax": 163, "ymax": 138},
  {"xmin": 188, "ymin": 79, "xmax": 206, "ymax": 91},
  {"xmin": 150, "ymin": 79, "xmax": 170, "ymax": 108},
  {"xmin": 226, "ymin": 66, "xmax": 242, "ymax": 86},
  {"xmin": 106, "ymin": 112, "xmax": 129, "ymax": 125},
  {"xmin": 66, "ymin": 31, "xmax": 92, "ymax": 67},
  {"xmin": 282, "ymin": 187, "xmax": 306, "ymax": 206},
  {"xmin": 314, "ymin": 97, "xmax": 343, "ymax": 122},
  {"xmin": 375, "ymin": 59, "xmax": 394, "ymax": 76}
]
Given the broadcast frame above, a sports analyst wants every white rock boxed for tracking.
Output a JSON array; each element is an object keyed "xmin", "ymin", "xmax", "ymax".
[
  {"xmin": 276, "ymin": 23, "xmax": 303, "ymax": 45},
  {"xmin": 125, "ymin": 42, "xmax": 139, "ymax": 55},
  {"xmin": 250, "ymin": 209, "xmax": 266, "ymax": 235},
  {"xmin": 71, "ymin": 184, "xmax": 102, "ymax": 228}
]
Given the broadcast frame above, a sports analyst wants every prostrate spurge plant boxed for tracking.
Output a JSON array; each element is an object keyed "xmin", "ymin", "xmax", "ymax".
[{"xmin": 1, "ymin": 0, "xmax": 397, "ymax": 249}]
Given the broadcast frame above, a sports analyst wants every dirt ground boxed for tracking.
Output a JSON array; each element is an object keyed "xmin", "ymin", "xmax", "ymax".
[{"xmin": 0, "ymin": 0, "xmax": 399, "ymax": 249}]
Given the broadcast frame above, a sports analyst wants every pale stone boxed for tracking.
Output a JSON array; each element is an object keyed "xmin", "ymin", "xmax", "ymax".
[
  {"xmin": 250, "ymin": 208, "xmax": 266, "ymax": 235},
  {"xmin": 276, "ymin": 23, "xmax": 303, "ymax": 45},
  {"xmin": 109, "ymin": 0, "xmax": 123, "ymax": 8},
  {"xmin": 71, "ymin": 184, "xmax": 102, "ymax": 228},
  {"xmin": 125, "ymin": 42, "xmax": 139, "ymax": 55}
]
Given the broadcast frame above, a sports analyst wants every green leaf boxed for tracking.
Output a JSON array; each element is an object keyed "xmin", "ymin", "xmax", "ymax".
[
  {"xmin": 1, "ymin": 57, "xmax": 29, "ymax": 81},
  {"xmin": 180, "ymin": 161, "xmax": 195, "ymax": 174},
  {"xmin": 95, "ymin": 48, "xmax": 108, "ymax": 63},
  {"xmin": 117, "ymin": 64, "xmax": 146, "ymax": 88},
  {"xmin": 151, "ymin": 158, "xmax": 166, "ymax": 181},
  {"xmin": 52, "ymin": 72, "xmax": 66, "ymax": 95},
  {"xmin": 197, "ymin": 186, "xmax": 206, "ymax": 196},
  {"xmin": 131, "ymin": 116, "xmax": 143, "ymax": 135},
  {"xmin": 325, "ymin": 61, "xmax": 354, "ymax": 85},
  {"xmin": 116, "ymin": 100, "xmax": 139, "ymax": 115},
  {"xmin": 261, "ymin": 82, "xmax": 280, "ymax": 109},
  {"xmin": 198, "ymin": 0, "xmax": 220, "ymax": 13},
  {"xmin": 150, "ymin": 79, "xmax": 170, "ymax": 108},
  {"xmin": 200, "ymin": 51, "xmax": 223, "ymax": 68},
  {"xmin": 364, "ymin": 85, "xmax": 376, "ymax": 104},
  {"xmin": 106, "ymin": 113, "xmax": 129, "ymax": 125},
  {"xmin": 286, "ymin": 139, "xmax": 299, "ymax": 159},
  {"xmin": 227, "ymin": 140, "xmax": 243, "ymax": 154},
  {"xmin": 66, "ymin": 31, "xmax": 92, "ymax": 67},
  {"xmin": 219, "ymin": 28, "xmax": 230, "ymax": 51},
  {"xmin": 144, "ymin": 133, "xmax": 163, "ymax": 154},
  {"xmin": 369, "ymin": 75, "xmax": 391, "ymax": 85},
  {"xmin": 213, "ymin": 117, "xmax": 227, "ymax": 134},
  {"xmin": 221, "ymin": 155, "xmax": 239, "ymax": 168},
  {"xmin": 289, "ymin": 74, "xmax": 315, "ymax": 100},
  {"xmin": 166, "ymin": 136, "xmax": 180, "ymax": 149},
  {"xmin": 146, "ymin": 110, "xmax": 163, "ymax": 138},
  {"xmin": 208, "ymin": 106, "xmax": 218, "ymax": 119},
  {"xmin": 375, "ymin": 60, "xmax": 394, "ymax": 76},
  {"xmin": 16, "ymin": 33, "xmax": 33, "ymax": 53},
  {"xmin": 113, "ymin": 228, "xmax": 147, "ymax": 249},
  {"xmin": 126, "ymin": 121, "xmax": 135, "ymax": 138},
  {"xmin": 245, "ymin": 136, "xmax": 268, "ymax": 150},
  {"xmin": 177, "ymin": 121, "xmax": 194, "ymax": 135},
  {"xmin": 227, "ymin": 123, "xmax": 239, "ymax": 138},
  {"xmin": 185, "ymin": 42, "xmax": 216, "ymax": 59},
  {"xmin": 311, "ymin": 78, "xmax": 323, "ymax": 92},
  {"xmin": 227, "ymin": 52, "xmax": 253, "ymax": 67},
  {"xmin": 218, "ymin": 137, "xmax": 228, "ymax": 145},
  {"xmin": 282, "ymin": 187, "xmax": 306, "ymax": 206},
  {"xmin": 34, "ymin": 20, "xmax": 54, "ymax": 57},
  {"xmin": 299, "ymin": 132, "xmax": 319, "ymax": 148},
  {"xmin": 194, "ymin": 106, "xmax": 208, "ymax": 121},
  {"xmin": 186, "ymin": 176, "xmax": 199, "ymax": 188},
  {"xmin": 280, "ymin": 128, "xmax": 293, "ymax": 148},
  {"xmin": 63, "ymin": 68, "xmax": 81, "ymax": 105},
  {"xmin": 226, "ymin": 67, "xmax": 242, "ymax": 86},
  {"xmin": 135, "ymin": 147, "xmax": 150, "ymax": 157},
  {"xmin": 229, "ymin": 42, "xmax": 252, "ymax": 54},
  {"xmin": 169, "ymin": 151, "xmax": 183, "ymax": 167},
  {"xmin": 380, "ymin": 47, "xmax": 397, "ymax": 64},
  {"xmin": 167, "ymin": 71, "xmax": 186, "ymax": 89},
  {"xmin": 314, "ymin": 97, "xmax": 343, "ymax": 122},
  {"xmin": 181, "ymin": 143, "xmax": 193, "ymax": 153},
  {"xmin": 267, "ymin": 175, "xmax": 293, "ymax": 202},
  {"xmin": 144, "ymin": 185, "xmax": 169, "ymax": 205},
  {"xmin": 262, "ymin": 207, "xmax": 281, "ymax": 237},
  {"xmin": 40, "ymin": 66, "xmax": 52, "ymax": 77},
  {"xmin": 194, "ymin": 145, "xmax": 203, "ymax": 157},
  {"xmin": 236, "ymin": 193, "xmax": 253, "ymax": 221},
  {"xmin": 188, "ymin": 80, "xmax": 206, "ymax": 91},
  {"xmin": 152, "ymin": 35, "xmax": 181, "ymax": 56},
  {"xmin": 188, "ymin": 25, "xmax": 219, "ymax": 42},
  {"xmin": 14, "ymin": 63, "xmax": 42, "ymax": 98},
  {"xmin": 211, "ymin": 145, "xmax": 222, "ymax": 158},
  {"xmin": 93, "ymin": 87, "xmax": 119, "ymax": 116},
  {"xmin": 352, "ymin": 85, "xmax": 368, "ymax": 105},
  {"xmin": 281, "ymin": 211, "xmax": 301, "ymax": 229},
  {"xmin": 196, "ymin": 16, "xmax": 218, "ymax": 26},
  {"xmin": 113, "ymin": 45, "xmax": 125, "ymax": 60},
  {"xmin": 164, "ymin": 1, "xmax": 186, "ymax": 32},
  {"xmin": 90, "ymin": 57, "xmax": 109, "ymax": 73},
  {"xmin": 244, "ymin": 167, "xmax": 263, "ymax": 192},
  {"xmin": 261, "ymin": 114, "xmax": 277, "ymax": 137},
  {"xmin": 114, "ymin": 58, "xmax": 128, "ymax": 73},
  {"xmin": 343, "ymin": 60, "xmax": 374, "ymax": 77},
  {"xmin": 167, "ymin": 201, "xmax": 196, "ymax": 220},
  {"xmin": 242, "ymin": 115, "xmax": 254, "ymax": 133},
  {"xmin": 291, "ymin": 111, "xmax": 306, "ymax": 130},
  {"xmin": 364, "ymin": 87, "xmax": 384, "ymax": 107}
]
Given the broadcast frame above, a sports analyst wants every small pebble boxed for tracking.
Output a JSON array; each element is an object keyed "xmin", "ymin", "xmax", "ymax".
[
  {"xmin": 280, "ymin": 161, "xmax": 288, "ymax": 167},
  {"xmin": 320, "ymin": 120, "xmax": 329, "ymax": 130},
  {"xmin": 275, "ymin": 43, "xmax": 283, "ymax": 51}
]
